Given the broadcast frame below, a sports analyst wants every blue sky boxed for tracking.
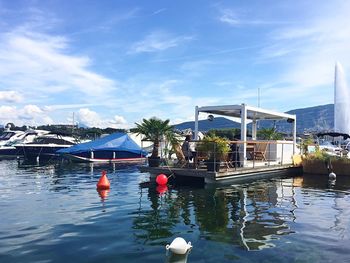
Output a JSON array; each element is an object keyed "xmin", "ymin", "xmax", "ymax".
[{"xmin": 0, "ymin": 0, "xmax": 349, "ymax": 128}]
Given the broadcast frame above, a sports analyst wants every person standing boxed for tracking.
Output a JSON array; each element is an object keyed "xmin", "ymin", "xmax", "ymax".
[{"xmin": 182, "ymin": 135, "xmax": 192, "ymax": 161}]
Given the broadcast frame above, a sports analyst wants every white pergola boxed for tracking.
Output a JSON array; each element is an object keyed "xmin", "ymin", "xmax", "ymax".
[{"xmin": 194, "ymin": 104, "xmax": 297, "ymax": 164}]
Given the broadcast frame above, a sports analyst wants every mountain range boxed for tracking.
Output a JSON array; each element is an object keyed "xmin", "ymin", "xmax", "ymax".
[{"xmin": 174, "ymin": 104, "xmax": 334, "ymax": 134}]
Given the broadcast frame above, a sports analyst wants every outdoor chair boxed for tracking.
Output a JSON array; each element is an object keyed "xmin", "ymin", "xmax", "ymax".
[{"xmin": 251, "ymin": 142, "xmax": 268, "ymax": 161}]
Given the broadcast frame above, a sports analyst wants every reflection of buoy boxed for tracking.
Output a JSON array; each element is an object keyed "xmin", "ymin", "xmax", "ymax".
[
  {"xmin": 166, "ymin": 237, "xmax": 192, "ymax": 255},
  {"xmin": 166, "ymin": 252, "xmax": 189, "ymax": 263},
  {"xmin": 97, "ymin": 189, "xmax": 110, "ymax": 199},
  {"xmin": 97, "ymin": 170, "xmax": 110, "ymax": 190},
  {"xmin": 156, "ymin": 184, "xmax": 168, "ymax": 195},
  {"xmin": 156, "ymin": 174, "xmax": 168, "ymax": 185},
  {"xmin": 329, "ymin": 172, "xmax": 336, "ymax": 180}
]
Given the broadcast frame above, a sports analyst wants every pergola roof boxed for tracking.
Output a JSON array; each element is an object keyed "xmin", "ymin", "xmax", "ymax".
[
  {"xmin": 198, "ymin": 104, "xmax": 295, "ymax": 121},
  {"xmin": 194, "ymin": 103, "xmax": 297, "ymax": 166}
]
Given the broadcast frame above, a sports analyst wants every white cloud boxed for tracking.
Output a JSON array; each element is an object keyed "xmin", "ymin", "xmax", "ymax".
[
  {"xmin": 0, "ymin": 91, "xmax": 22, "ymax": 102},
  {"xmin": 218, "ymin": 8, "xmax": 240, "ymax": 26},
  {"xmin": 0, "ymin": 30, "xmax": 116, "ymax": 104},
  {"xmin": 77, "ymin": 108, "xmax": 101, "ymax": 127},
  {"xmin": 108, "ymin": 77, "xmax": 223, "ymax": 126},
  {"xmin": 218, "ymin": 7, "xmax": 291, "ymax": 27},
  {"xmin": 22, "ymin": 104, "xmax": 42, "ymax": 115},
  {"xmin": 0, "ymin": 104, "xmax": 53, "ymax": 126},
  {"xmin": 129, "ymin": 31, "xmax": 193, "ymax": 53},
  {"xmin": 43, "ymin": 103, "xmax": 98, "ymax": 111},
  {"xmin": 249, "ymin": 1, "xmax": 350, "ymax": 108},
  {"xmin": 114, "ymin": 115, "xmax": 127, "ymax": 125},
  {"xmin": 0, "ymin": 106, "xmax": 17, "ymax": 119},
  {"xmin": 77, "ymin": 108, "xmax": 129, "ymax": 129},
  {"xmin": 152, "ymin": 8, "xmax": 167, "ymax": 16}
]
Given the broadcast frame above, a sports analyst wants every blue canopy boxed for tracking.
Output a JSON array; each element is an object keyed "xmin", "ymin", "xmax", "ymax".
[{"xmin": 57, "ymin": 132, "xmax": 147, "ymax": 156}]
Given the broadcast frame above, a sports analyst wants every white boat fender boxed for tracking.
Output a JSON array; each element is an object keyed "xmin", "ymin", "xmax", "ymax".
[
  {"xmin": 329, "ymin": 172, "xmax": 336, "ymax": 180},
  {"xmin": 166, "ymin": 237, "xmax": 192, "ymax": 255}
]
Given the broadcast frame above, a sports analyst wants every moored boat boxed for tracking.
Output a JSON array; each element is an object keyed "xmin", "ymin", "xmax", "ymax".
[
  {"xmin": 0, "ymin": 129, "xmax": 50, "ymax": 159},
  {"xmin": 15, "ymin": 132, "xmax": 79, "ymax": 162},
  {"xmin": 57, "ymin": 132, "xmax": 148, "ymax": 163},
  {"xmin": 0, "ymin": 130, "xmax": 25, "ymax": 147}
]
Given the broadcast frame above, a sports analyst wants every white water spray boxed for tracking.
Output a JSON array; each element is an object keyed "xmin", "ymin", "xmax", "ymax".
[{"xmin": 334, "ymin": 62, "xmax": 350, "ymax": 134}]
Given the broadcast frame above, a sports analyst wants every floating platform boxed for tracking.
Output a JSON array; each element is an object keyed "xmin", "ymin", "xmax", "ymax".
[{"xmin": 139, "ymin": 164, "xmax": 302, "ymax": 184}]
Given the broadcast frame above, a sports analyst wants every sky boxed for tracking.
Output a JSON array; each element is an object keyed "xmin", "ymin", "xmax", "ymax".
[{"xmin": 1, "ymin": 0, "xmax": 350, "ymax": 129}]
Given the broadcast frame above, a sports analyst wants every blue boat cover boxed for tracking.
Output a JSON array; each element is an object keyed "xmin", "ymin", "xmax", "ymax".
[{"xmin": 57, "ymin": 132, "xmax": 148, "ymax": 156}]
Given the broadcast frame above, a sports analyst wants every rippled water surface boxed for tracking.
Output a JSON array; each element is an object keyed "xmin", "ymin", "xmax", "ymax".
[{"xmin": 0, "ymin": 160, "xmax": 350, "ymax": 263}]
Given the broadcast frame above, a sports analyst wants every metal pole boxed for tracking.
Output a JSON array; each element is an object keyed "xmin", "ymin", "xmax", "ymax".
[
  {"xmin": 194, "ymin": 106, "xmax": 199, "ymax": 140},
  {"xmin": 235, "ymin": 142, "xmax": 238, "ymax": 171},
  {"xmin": 241, "ymin": 104, "xmax": 247, "ymax": 167},
  {"xmin": 281, "ymin": 143, "xmax": 284, "ymax": 166},
  {"xmin": 253, "ymin": 142, "xmax": 255, "ymax": 168},
  {"xmin": 293, "ymin": 116, "xmax": 297, "ymax": 155},
  {"xmin": 214, "ymin": 142, "xmax": 216, "ymax": 172},
  {"xmin": 268, "ymin": 142, "xmax": 270, "ymax": 167}
]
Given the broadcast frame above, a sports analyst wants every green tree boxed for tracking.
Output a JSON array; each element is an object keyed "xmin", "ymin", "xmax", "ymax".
[
  {"xmin": 207, "ymin": 128, "xmax": 240, "ymax": 140},
  {"xmin": 132, "ymin": 117, "xmax": 175, "ymax": 158},
  {"xmin": 257, "ymin": 128, "xmax": 283, "ymax": 140}
]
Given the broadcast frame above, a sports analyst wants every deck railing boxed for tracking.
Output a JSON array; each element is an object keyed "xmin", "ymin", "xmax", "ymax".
[{"xmin": 168, "ymin": 140, "xmax": 295, "ymax": 171}]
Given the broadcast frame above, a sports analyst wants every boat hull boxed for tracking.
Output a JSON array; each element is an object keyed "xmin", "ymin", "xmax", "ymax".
[
  {"xmin": 17, "ymin": 145, "xmax": 72, "ymax": 161},
  {"xmin": 0, "ymin": 146, "xmax": 24, "ymax": 159},
  {"xmin": 64, "ymin": 154, "xmax": 147, "ymax": 163},
  {"xmin": 61, "ymin": 150, "xmax": 147, "ymax": 163}
]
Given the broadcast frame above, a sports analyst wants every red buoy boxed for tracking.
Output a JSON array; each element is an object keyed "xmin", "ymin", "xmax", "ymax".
[
  {"xmin": 97, "ymin": 170, "xmax": 110, "ymax": 190},
  {"xmin": 156, "ymin": 174, "xmax": 168, "ymax": 185},
  {"xmin": 97, "ymin": 189, "xmax": 110, "ymax": 200},
  {"xmin": 156, "ymin": 184, "xmax": 168, "ymax": 195}
]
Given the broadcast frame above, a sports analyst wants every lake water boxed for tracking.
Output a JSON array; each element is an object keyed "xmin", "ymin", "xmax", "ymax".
[{"xmin": 0, "ymin": 159, "xmax": 349, "ymax": 263}]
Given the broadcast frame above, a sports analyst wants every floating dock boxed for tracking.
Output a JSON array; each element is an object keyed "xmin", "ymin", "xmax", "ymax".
[{"xmin": 140, "ymin": 164, "xmax": 302, "ymax": 184}]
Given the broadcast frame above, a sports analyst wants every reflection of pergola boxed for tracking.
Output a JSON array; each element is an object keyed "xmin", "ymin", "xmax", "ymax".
[{"xmin": 194, "ymin": 104, "xmax": 296, "ymax": 165}]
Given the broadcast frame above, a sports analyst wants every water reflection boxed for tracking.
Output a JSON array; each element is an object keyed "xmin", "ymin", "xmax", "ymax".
[
  {"xmin": 97, "ymin": 188, "xmax": 110, "ymax": 200},
  {"xmin": 165, "ymin": 251, "xmax": 190, "ymax": 263},
  {"xmin": 2, "ymin": 158, "xmax": 350, "ymax": 262},
  {"xmin": 134, "ymin": 177, "xmax": 301, "ymax": 251}
]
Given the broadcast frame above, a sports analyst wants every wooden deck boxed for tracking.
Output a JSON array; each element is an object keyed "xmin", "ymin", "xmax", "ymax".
[{"xmin": 139, "ymin": 164, "xmax": 302, "ymax": 184}]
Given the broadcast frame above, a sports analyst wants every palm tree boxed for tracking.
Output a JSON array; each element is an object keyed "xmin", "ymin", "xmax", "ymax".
[
  {"xmin": 257, "ymin": 128, "xmax": 283, "ymax": 140},
  {"xmin": 133, "ymin": 117, "xmax": 175, "ymax": 159},
  {"xmin": 164, "ymin": 130, "xmax": 186, "ymax": 164}
]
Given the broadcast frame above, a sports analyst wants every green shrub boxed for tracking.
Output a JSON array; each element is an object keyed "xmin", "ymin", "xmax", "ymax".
[{"xmin": 197, "ymin": 135, "xmax": 230, "ymax": 161}]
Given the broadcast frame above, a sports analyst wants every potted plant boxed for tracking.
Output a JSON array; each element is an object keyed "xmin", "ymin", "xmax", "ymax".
[
  {"xmin": 132, "ymin": 117, "xmax": 176, "ymax": 167},
  {"xmin": 197, "ymin": 135, "xmax": 230, "ymax": 172}
]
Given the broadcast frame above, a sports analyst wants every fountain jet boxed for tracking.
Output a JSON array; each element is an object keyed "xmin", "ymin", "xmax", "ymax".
[{"xmin": 334, "ymin": 62, "xmax": 350, "ymax": 134}]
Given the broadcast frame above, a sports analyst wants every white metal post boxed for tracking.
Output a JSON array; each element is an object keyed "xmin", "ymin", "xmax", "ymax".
[
  {"xmin": 252, "ymin": 119, "xmax": 257, "ymax": 140},
  {"xmin": 194, "ymin": 106, "xmax": 199, "ymax": 140},
  {"xmin": 240, "ymin": 104, "xmax": 247, "ymax": 167},
  {"xmin": 293, "ymin": 115, "xmax": 297, "ymax": 155}
]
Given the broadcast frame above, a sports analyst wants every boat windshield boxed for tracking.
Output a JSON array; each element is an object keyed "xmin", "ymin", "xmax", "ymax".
[
  {"xmin": 32, "ymin": 137, "xmax": 75, "ymax": 145},
  {"xmin": 0, "ymin": 132, "xmax": 15, "ymax": 140}
]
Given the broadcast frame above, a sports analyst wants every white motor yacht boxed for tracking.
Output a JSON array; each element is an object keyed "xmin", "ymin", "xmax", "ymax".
[
  {"xmin": 0, "ymin": 129, "xmax": 50, "ymax": 159},
  {"xmin": 15, "ymin": 132, "xmax": 79, "ymax": 162}
]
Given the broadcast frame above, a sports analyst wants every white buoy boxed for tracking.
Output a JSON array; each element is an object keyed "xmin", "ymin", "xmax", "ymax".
[
  {"xmin": 329, "ymin": 172, "xmax": 336, "ymax": 180},
  {"xmin": 166, "ymin": 237, "xmax": 192, "ymax": 255}
]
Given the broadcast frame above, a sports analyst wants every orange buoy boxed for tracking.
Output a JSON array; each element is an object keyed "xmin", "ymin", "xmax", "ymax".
[{"xmin": 97, "ymin": 170, "xmax": 110, "ymax": 190}]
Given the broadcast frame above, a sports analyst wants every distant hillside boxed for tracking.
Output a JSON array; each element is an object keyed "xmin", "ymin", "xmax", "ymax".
[
  {"xmin": 287, "ymin": 104, "xmax": 333, "ymax": 132},
  {"xmin": 174, "ymin": 104, "xmax": 334, "ymax": 134},
  {"xmin": 174, "ymin": 117, "xmax": 240, "ymax": 132}
]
